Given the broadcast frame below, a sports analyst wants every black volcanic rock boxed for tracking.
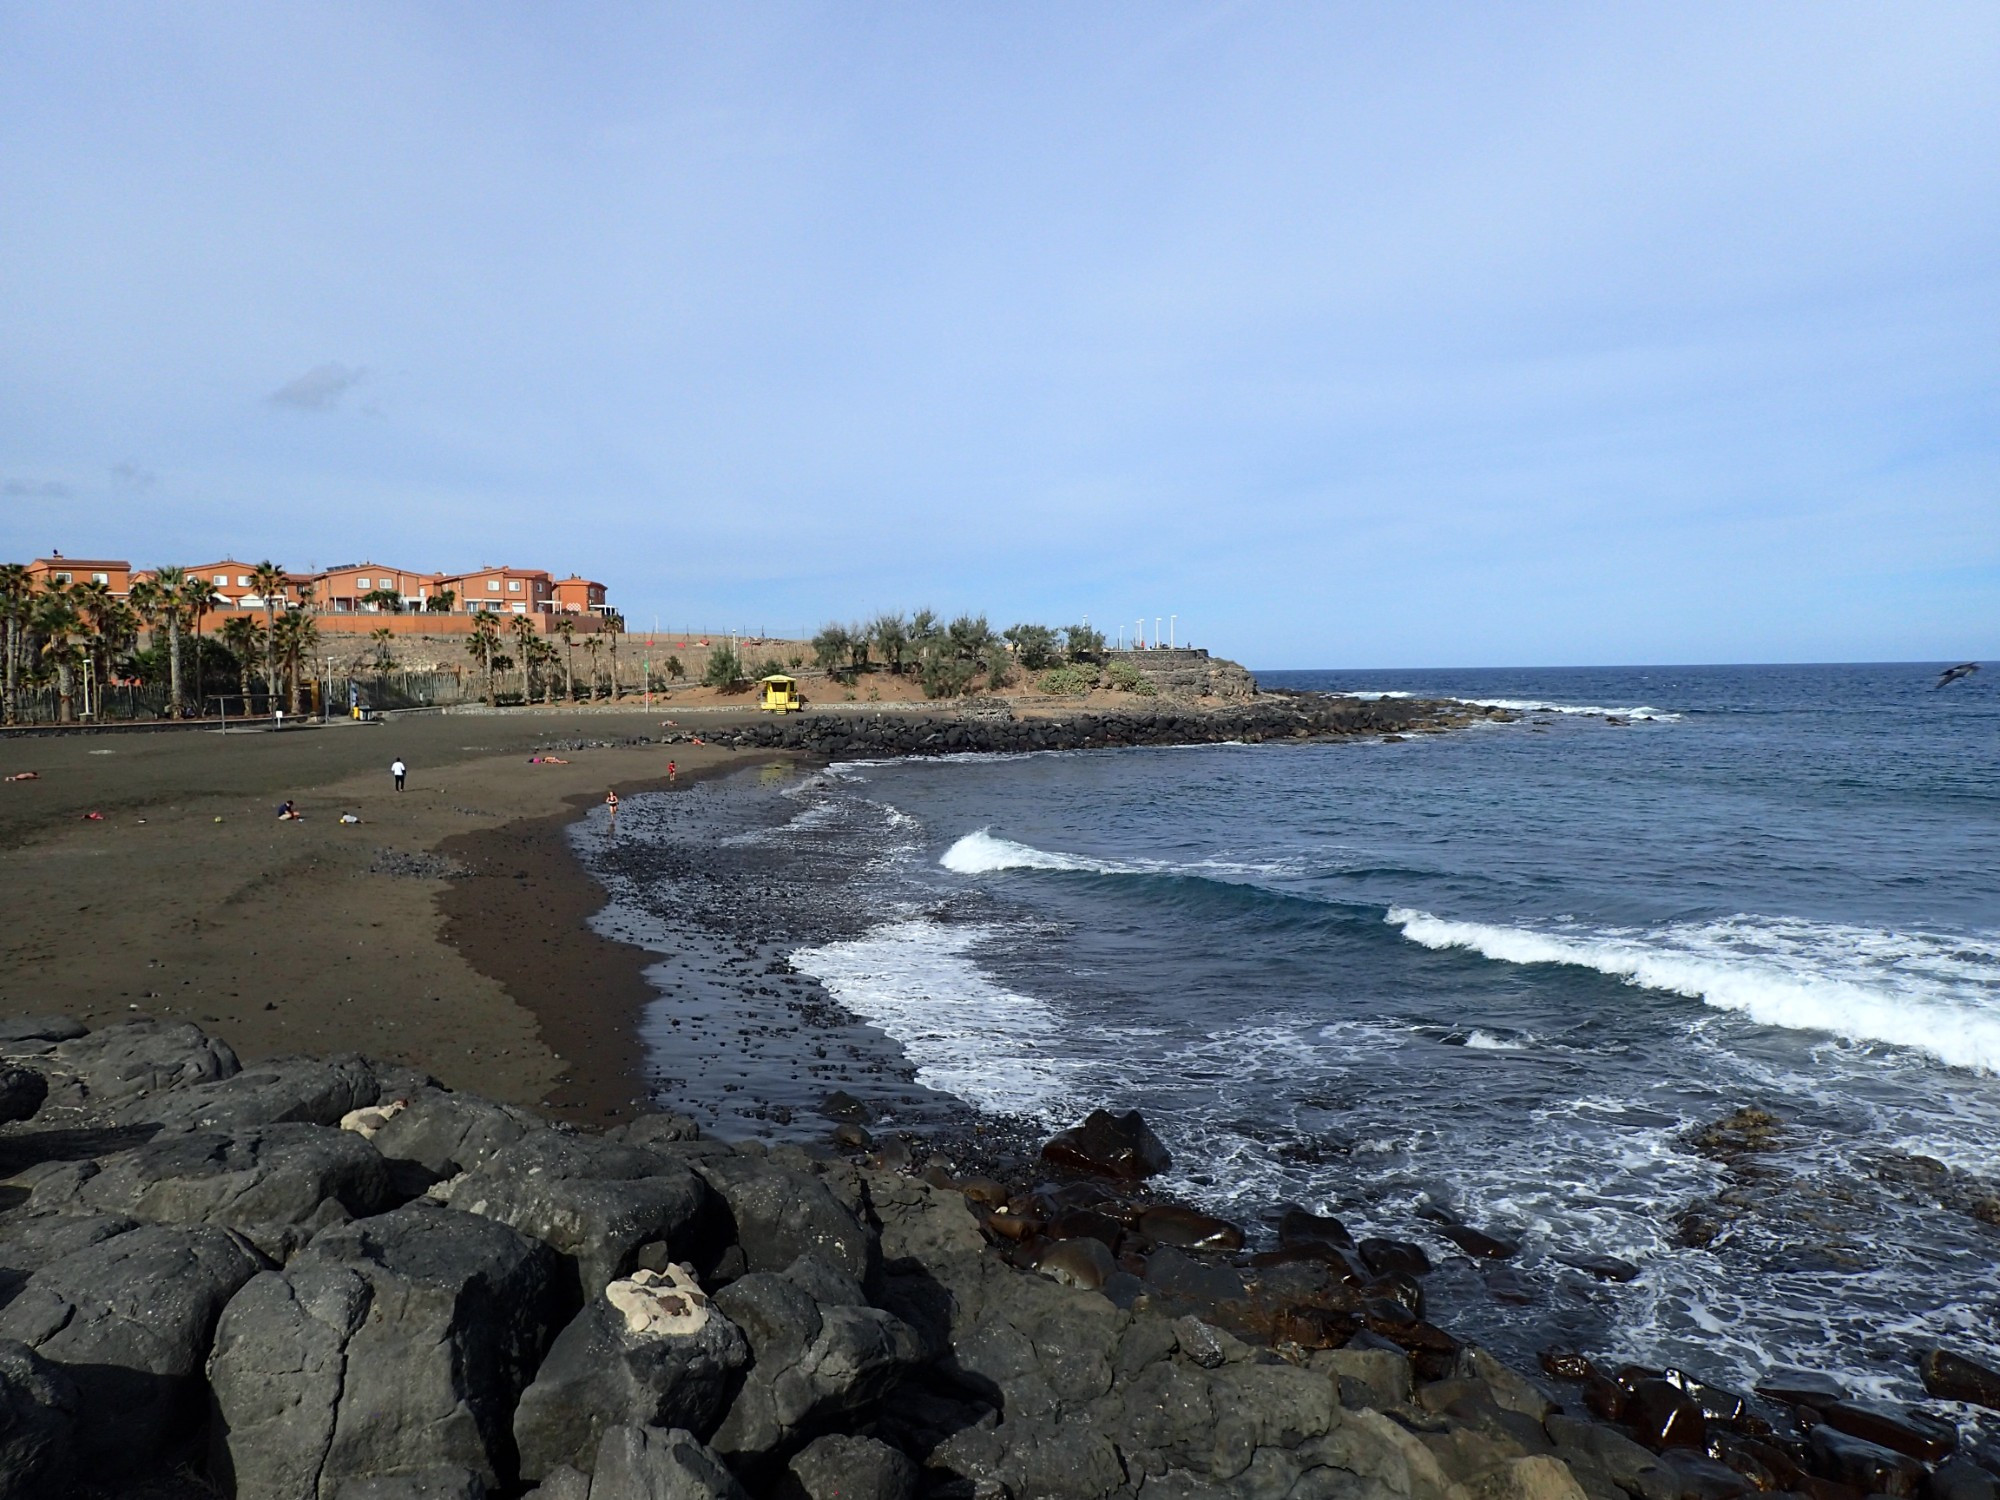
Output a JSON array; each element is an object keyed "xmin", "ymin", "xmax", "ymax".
[{"xmin": 1040, "ymin": 1108, "xmax": 1171, "ymax": 1181}]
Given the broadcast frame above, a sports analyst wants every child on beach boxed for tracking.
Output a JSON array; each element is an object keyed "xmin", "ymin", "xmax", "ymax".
[
  {"xmin": 667, "ymin": 760, "xmax": 676, "ymax": 783},
  {"xmin": 277, "ymin": 801, "xmax": 299, "ymax": 820}
]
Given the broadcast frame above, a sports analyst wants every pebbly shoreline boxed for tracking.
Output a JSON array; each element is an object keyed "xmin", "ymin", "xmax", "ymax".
[{"xmin": 0, "ymin": 1017, "xmax": 1994, "ymax": 1500}]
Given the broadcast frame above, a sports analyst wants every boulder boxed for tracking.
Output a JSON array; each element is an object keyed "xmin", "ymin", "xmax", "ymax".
[
  {"xmin": 691, "ymin": 1154, "xmax": 871, "ymax": 1282},
  {"xmin": 35, "ymin": 1019, "xmax": 239, "ymax": 1111},
  {"xmin": 0, "ymin": 1016, "xmax": 87, "ymax": 1052},
  {"xmin": 116, "ymin": 1053, "xmax": 380, "ymax": 1131},
  {"xmin": 1358, "ymin": 1237, "xmax": 1433, "ymax": 1277},
  {"xmin": 1754, "ymin": 1368, "xmax": 1846, "ymax": 1409},
  {"xmin": 439, "ymin": 1132, "xmax": 708, "ymax": 1296},
  {"xmin": 1808, "ymin": 1424, "xmax": 1926, "ymax": 1498},
  {"xmin": 1921, "ymin": 1349, "xmax": 2000, "ymax": 1411},
  {"xmin": 207, "ymin": 1204, "xmax": 571, "ymax": 1496},
  {"xmin": 710, "ymin": 1257, "xmax": 924, "ymax": 1469},
  {"xmin": 331, "ymin": 1471, "xmax": 490, "ymax": 1500},
  {"xmin": 47, "ymin": 1123, "xmax": 393, "ymax": 1260},
  {"xmin": 1278, "ymin": 1206, "xmax": 1354, "ymax": 1250},
  {"xmin": 0, "ymin": 1222, "xmax": 263, "ymax": 1483},
  {"xmin": 1036, "ymin": 1237, "xmax": 1117, "ymax": 1290},
  {"xmin": 0, "ymin": 1338, "xmax": 76, "ymax": 1500},
  {"xmin": 610, "ymin": 1113, "xmax": 702, "ymax": 1149},
  {"xmin": 1434, "ymin": 1220, "xmax": 1519, "ymax": 1260},
  {"xmin": 778, "ymin": 1434, "xmax": 918, "ymax": 1500},
  {"xmin": 1310, "ymin": 1345, "xmax": 1413, "ymax": 1410},
  {"xmin": 0, "ymin": 1212, "xmax": 138, "ymax": 1304},
  {"xmin": 1821, "ymin": 1399, "xmax": 1955, "ymax": 1463},
  {"xmin": 367, "ymin": 1090, "xmax": 543, "ymax": 1192},
  {"xmin": 1928, "ymin": 1457, "xmax": 2000, "ymax": 1500},
  {"xmin": 1040, "ymin": 1109, "xmax": 1171, "ymax": 1180},
  {"xmin": 1136, "ymin": 1206, "xmax": 1243, "ymax": 1252},
  {"xmin": 0, "ymin": 1067, "xmax": 47, "ymax": 1125},
  {"xmin": 1556, "ymin": 1254, "xmax": 1639, "ymax": 1283},
  {"xmin": 1625, "ymin": 1377, "xmax": 1706, "ymax": 1451},
  {"xmin": 514, "ymin": 1265, "xmax": 752, "ymax": 1480},
  {"xmin": 589, "ymin": 1425, "xmax": 747, "ymax": 1500}
]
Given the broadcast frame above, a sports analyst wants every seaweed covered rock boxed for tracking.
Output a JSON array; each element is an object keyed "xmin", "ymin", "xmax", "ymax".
[
  {"xmin": 514, "ymin": 1265, "xmax": 751, "ymax": 1481},
  {"xmin": 207, "ymin": 1204, "xmax": 571, "ymax": 1496}
]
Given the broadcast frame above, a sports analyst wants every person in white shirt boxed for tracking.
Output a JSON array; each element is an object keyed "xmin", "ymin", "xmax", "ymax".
[{"xmin": 391, "ymin": 758, "xmax": 407, "ymax": 792}]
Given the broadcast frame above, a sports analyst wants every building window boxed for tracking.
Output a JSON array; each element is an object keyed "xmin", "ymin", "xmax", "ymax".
[
  {"xmin": 215, "ymin": 575, "xmax": 228, "ymax": 586},
  {"xmin": 237, "ymin": 575, "xmax": 249, "ymax": 587},
  {"xmin": 508, "ymin": 580, "xmax": 521, "ymax": 592},
  {"xmin": 91, "ymin": 572, "xmax": 109, "ymax": 585},
  {"xmin": 487, "ymin": 580, "xmax": 500, "ymax": 591},
  {"xmin": 54, "ymin": 572, "xmax": 71, "ymax": 584}
]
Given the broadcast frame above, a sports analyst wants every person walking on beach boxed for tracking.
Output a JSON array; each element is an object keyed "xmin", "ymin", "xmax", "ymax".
[
  {"xmin": 391, "ymin": 757, "xmax": 407, "ymax": 792},
  {"xmin": 667, "ymin": 760, "xmax": 676, "ymax": 784},
  {"xmin": 604, "ymin": 788, "xmax": 619, "ymax": 815}
]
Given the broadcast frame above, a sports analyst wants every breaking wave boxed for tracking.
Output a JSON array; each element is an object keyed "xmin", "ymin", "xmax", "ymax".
[
  {"xmin": 1388, "ymin": 908, "xmax": 2000, "ymax": 1073},
  {"xmin": 939, "ymin": 829, "xmax": 1299, "ymax": 881}
]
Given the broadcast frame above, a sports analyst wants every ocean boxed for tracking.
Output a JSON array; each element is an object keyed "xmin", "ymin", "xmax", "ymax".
[{"xmin": 577, "ymin": 662, "xmax": 2000, "ymax": 1403}]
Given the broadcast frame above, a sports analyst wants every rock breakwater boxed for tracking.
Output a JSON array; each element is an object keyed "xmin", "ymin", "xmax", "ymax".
[
  {"xmin": 679, "ymin": 695, "xmax": 1503, "ymax": 760},
  {"xmin": 0, "ymin": 1017, "xmax": 1991, "ymax": 1500}
]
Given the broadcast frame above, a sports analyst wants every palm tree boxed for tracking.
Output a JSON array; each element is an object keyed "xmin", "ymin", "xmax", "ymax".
[
  {"xmin": 510, "ymin": 613, "xmax": 540, "ymax": 702},
  {"xmin": 0, "ymin": 564, "xmax": 31, "ymax": 724},
  {"xmin": 606, "ymin": 627, "xmax": 623, "ymax": 700},
  {"xmin": 248, "ymin": 561, "xmax": 288, "ymax": 707},
  {"xmin": 581, "ymin": 634, "xmax": 605, "ymax": 700},
  {"xmin": 425, "ymin": 587, "xmax": 457, "ymax": 614},
  {"xmin": 134, "ymin": 565, "xmax": 193, "ymax": 715},
  {"xmin": 369, "ymin": 626, "xmax": 397, "ymax": 672},
  {"xmin": 553, "ymin": 617, "xmax": 577, "ymax": 701},
  {"xmin": 531, "ymin": 637, "xmax": 560, "ymax": 703},
  {"xmin": 468, "ymin": 610, "xmax": 502, "ymax": 706},
  {"xmin": 71, "ymin": 582, "xmax": 134, "ymax": 716},
  {"xmin": 178, "ymin": 572, "xmax": 222, "ymax": 714},
  {"xmin": 218, "ymin": 615, "xmax": 263, "ymax": 710},
  {"xmin": 33, "ymin": 584, "xmax": 82, "ymax": 723},
  {"xmin": 271, "ymin": 605, "xmax": 320, "ymax": 716}
]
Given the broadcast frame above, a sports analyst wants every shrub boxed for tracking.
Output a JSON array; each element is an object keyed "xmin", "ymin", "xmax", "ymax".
[
  {"xmin": 1037, "ymin": 664, "xmax": 1096, "ymax": 696},
  {"xmin": 920, "ymin": 650, "xmax": 979, "ymax": 698},
  {"xmin": 703, "ymin": 643, "xmax": 744, "ymax": 687},
  {"xmin": 751, "ymin": 657, "xmax": 788, "ymax": 680},
  {"xmin": 664, "ymin": 655, "xmax": 685, "ymax": 681},
  {"xmin": 983, "ymin": 645, "xmax": 1013, "ymax": 690},
  {"xmin": 1106, "ymin": 660, "xmax": 1158, "ymax": 696},
  {"xmin": 811, "ymin": 625, "xmax": 850, "ymax": 673}
]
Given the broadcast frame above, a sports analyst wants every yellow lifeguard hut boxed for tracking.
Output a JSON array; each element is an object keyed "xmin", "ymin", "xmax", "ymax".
[{"xmin": 758, "ymin": 674, "xmax": 804, "ymax": 712}]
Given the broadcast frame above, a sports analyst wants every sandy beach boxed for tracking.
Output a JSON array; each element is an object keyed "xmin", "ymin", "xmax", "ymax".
[{"xmin": 0, "ymin": 706, "xmax": 766, "ymax": 1122}]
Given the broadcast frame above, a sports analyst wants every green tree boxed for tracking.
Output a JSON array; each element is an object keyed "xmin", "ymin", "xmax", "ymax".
[
  {"xmin": 0, "ymin": 564, "xmax": 32, "ymax": 724},
  {"xmin": 178, "ymin": 572, "xmax": 223, "ymax": 711},
  {"xmin": 249, "ymin": 561, "xmax": 289, "ymax": 705},
  {"xmin": 271, "ymin": 596, "xmax": 320, "ymax": 715},
  {"xmin": 1064, "ymin": 622, "xmax": 1107, "ymax": 661},
  {"xmin": 664, "ymin": 653, "xmax": 684, "ymax": 683},
  {"xmin": 908, "ymin": 608, "xmax": 942, "ymax": 647},
  {"xmin": 359, "ymin": 587, "xmax": 404, "ymax": 613},
  {"xmin": 870, "ymin": 613, "xmax": 910, "ymax": 674},
  {"xmin": 137, "ymin": 565, "xmax": 193, "ymax": 716},
  {"xmin": 947, "ymin": 614, "xmax": 995, "ymax": 659},
  {"xmin": 553, "ymin": 617, "xmax": 577, "ymax": 701},
  {"xmin": 1003, "ymin": 623, "xmax": 1061, "ymax": 670},
  {"xmin": 33, "ymin": 584, "xmax": 83, "ymax": 722},
  {"xmin": 370, "ymin": 626, "xmax": 397, "ymax": 672},
  {"xmin": 510, "ymin": 613, "xmax": 540, "ymax": 701},
  {"xmin": 468, "ymin": 610, "xmax": 502, "ymax": 706},
  {"xmin": 218, "ymin": 614, "xmax": 264, "ymax": 707},
  {"xmin": 812, "ymin": 624, "xmax": 851, "ymax": 673},
  {"xmin": 582, "ymin": 634, "xmax": 605, "ymax": 699},
  {"xmin": 703, "ymin": 642, "xmax": 744, "ymax": 688},
  {"xmin": 425, "ymin": 588, "xmax": 457, "ymax": 613}
]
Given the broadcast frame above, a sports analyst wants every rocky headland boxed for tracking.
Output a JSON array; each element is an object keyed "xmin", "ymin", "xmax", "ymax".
[{"xmin": 0, "ymin": 1017, "xmax": 1994, "ymax": 1500}]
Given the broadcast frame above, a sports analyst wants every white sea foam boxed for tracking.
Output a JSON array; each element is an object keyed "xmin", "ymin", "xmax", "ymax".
[
  {"xmin": 1388, "ymin": 908, "xmax": 2000, "ymax": 1073},
  {"xmin": 939, "ymin": 829, "xmax": 1300, "ymax": 881},
  {"xmin": 788, "ymin": 920, "xmax": 1082, "ymax": 1117},
  {"xmin": 1462, "ymin": 697, "xmax": 1681, "ymax": 721},
  {"xmin": 1463, "ymin": 1029, "xmax": 1528, "ymax": 1051}
]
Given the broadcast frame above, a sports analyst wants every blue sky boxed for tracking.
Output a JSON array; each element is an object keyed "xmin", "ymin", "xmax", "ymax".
[{"xmin": 2, "ymin": 4, "xmax": 1995, "ymax": 667}]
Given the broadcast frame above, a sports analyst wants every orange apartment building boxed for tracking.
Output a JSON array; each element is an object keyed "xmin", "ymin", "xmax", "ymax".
[{"xmin": 14, "ymin": 552, "xmax": 617, "ymax": 633}]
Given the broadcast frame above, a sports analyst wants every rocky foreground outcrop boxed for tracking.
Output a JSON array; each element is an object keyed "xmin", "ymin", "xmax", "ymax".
[
  {"xmin": 678, "ymin": 695, "xmax": 1503, "ymax": 760},
  {"xmin": 0, "ymin": 1018, "xmax": 1992, "ymax": 1500}
]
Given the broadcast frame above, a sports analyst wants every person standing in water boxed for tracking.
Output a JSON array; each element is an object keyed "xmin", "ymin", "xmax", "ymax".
[
  {"xmin": 605, "ymin": 788, "xmax": 619, "ymax": 814},
  {"xmin": 667, "ymin": 760, "xmax": 676, "ymax": 784},
  {"xmin": 391, "ymin": 757, "xmax": 407, "ymax": 792}
]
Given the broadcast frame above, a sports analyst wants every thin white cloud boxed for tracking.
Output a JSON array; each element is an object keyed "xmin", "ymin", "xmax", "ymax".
[{"xmin": 269, "ymin": 361, "xmax": 366, "ymax": 411}]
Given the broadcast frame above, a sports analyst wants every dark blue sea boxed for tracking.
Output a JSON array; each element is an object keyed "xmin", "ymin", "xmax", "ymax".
[{"xmin": 589, "ymin": 663, "xmax": 2000, "ymax": 1403}]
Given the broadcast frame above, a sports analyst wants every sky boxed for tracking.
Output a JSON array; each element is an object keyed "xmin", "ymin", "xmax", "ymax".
[{"xmin": 2, "ymin": 4, "xmax": 1996, "ymax": 668}]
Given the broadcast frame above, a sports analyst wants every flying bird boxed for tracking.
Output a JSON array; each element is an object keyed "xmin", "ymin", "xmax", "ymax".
[{"xmin": 1934, "ymin": 662, "xmax": 1981, "ymax": 689}]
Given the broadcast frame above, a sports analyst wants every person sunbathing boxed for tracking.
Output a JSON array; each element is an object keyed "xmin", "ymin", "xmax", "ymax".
[{"xmin": 3, "ymin": 771, "xmax": 39, "ymax": 782}]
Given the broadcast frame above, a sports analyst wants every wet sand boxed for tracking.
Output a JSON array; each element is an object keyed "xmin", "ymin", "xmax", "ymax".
[{"xmin": 0, "ymin": 707, "xmax": 761, "ymax": 1114}]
